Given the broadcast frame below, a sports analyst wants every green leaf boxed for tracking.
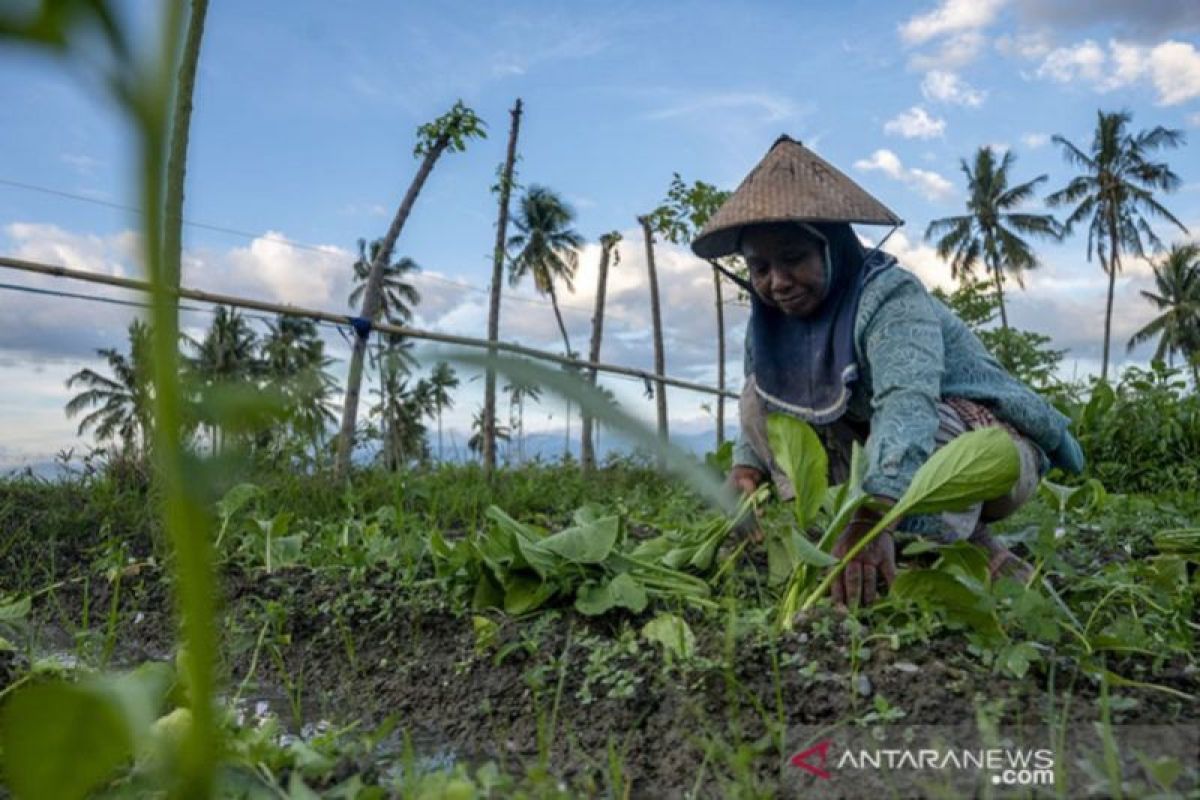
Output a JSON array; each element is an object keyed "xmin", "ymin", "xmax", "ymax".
[
  {"xmin": 793, "ymin": 536, "xmax": 838, "ymax": 569},
  {"xmin": 894, "ymin": 428, "xmax": 1020, "ymax": 518},
  {"xmin": 0, "ymin": 595, "xmax": 30, "ymax": 622},
  {"xmin": 936, "ymin": 541, "xmax": 990, "ymax": 585},
  {"xmin": 471, "ymin": 571, "xmax": 505, "ymax": 610},
  {"xmin": 766, "ymin": 413, "xmax": 828, "ymax": 528},
  {"xmin": 503, "ymin": 572, "xmax": 555, "ymax": 615},
  {"xmin": 901, "ymin": 539, "xmax": 941, "ymax": 555},
  {"xmin": 215, "ymin": 482, "xmax": 259, "ymax": 521},
  {"xmin": 891, "ymin": 569, "xmax": 998, "ymax": 636},
  {"xmin": 766, "ymin": 531, "xmax": 798, "ymax": 587},
  {"xmin": 627, "ymin": 536, "xmax": 674, "ymax": 562},
  {"xmin": 530, "ymin": 515, "xmax": 619, "ymax": 564},
  {"xmin": 271, "ymin": 534, "xmax": 305, "ymax": 568},
  {"xmin": 641, "ymin": 613, "xmax": 695, "ymax": 660},
  {"xmin": 997, "ymin": 641, "xmax": 1039, "ymax": 679},
  {"xmin": 1134, "ymin": 752, "xmax": 1183, "ymax": 790},
  {"xmin": 575, "ymin": 574, "xmax": 649, "ymax": 616},
  {"xmin": 514, "ymin": 534, "xmax": 562, "ymax": 579},
  {"xmin": 1, "ymin": 681, "xmax": 134, "ymax": 799}
]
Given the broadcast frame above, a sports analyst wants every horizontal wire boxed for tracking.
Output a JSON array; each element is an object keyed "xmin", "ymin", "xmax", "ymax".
[{"xmin": 0, "ymin": 176, "xmax": 612, "ymax": 317}]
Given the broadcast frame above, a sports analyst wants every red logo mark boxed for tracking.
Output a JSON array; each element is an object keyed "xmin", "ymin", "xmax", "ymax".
[{"xmin": 790, "ymin": 741, "xmax": 833, "ymax": 779}]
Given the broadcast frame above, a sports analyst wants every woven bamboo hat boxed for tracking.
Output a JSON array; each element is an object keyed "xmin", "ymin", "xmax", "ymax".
[{"xmin": 690, "ymin": 135, "xmax": 903, "ymax": 259}]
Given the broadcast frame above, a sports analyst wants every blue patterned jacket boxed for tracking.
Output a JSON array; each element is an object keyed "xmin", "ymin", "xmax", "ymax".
[{"xmin": 734, "ymin": 265, "xmax": 1080, "ymax": 501}]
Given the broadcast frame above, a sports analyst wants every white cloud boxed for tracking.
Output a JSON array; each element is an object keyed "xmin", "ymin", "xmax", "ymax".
[
  {"xmin": 910, "ymin": 31, "xmax": 990, "ymax": 70},
  {"xmin": 884, "ymin": 106, "xmax": 947, "ymax": 138},
  {"xmin": 920, "ymin": 70, "xmax": 987, "ymax": 106},
  {"xmin": 199, "ymin": 232, "xmax": 353, "ymax": 310},
  {"xmin": 5, "ymin": 222, "xmax": 138, "ymax": 279},
  {"xmin": 1021, "ymin": 132, "xmax": 1050, "ymax": 148},
  {"xmin": 853, "ymin": 149, "xmax": 956, "ymax": 201},
  {"xmin": 644, "ymin": 91, "xmax": 800, "ymax": 123},
  {"xmin": 1189, "ymin": 112, "xmax": 1200, "ymax": 127},
  {"xmin": 60, "ymin": 153, "xmax": 102, "ymax": 176},
  {"xmin": 900, "ymin": 0, "xmax": 1007, "ymax": 45},
  {"xmin": 1035, "ymin": 39, "xmax": 1107, "ymax": 83},
  {"xmin": 1144, "ymin": 40, "xmax": 1200, "ymax": 104},
  {"xmin": 994, "ymin": 30, "xmax": 1054, "ymax": 60},
  {"xmin": 874, "ymin": 230, "xmax": 958, "ymax": 292},
  {"xmin": 1033, "ymin": 38, "xmax": 1200, "ymax": 105}
]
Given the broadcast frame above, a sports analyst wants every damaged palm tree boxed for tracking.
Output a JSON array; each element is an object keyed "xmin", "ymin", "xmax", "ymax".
[{"xmin": 334, "ymin": 101, "xmax": 485, "ymax": 479}]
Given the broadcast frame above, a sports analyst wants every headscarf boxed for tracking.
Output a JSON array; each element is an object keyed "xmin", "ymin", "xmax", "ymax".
[{"xmin": 729, "ymin": 222, "xmax": 895, "ymax": 425}]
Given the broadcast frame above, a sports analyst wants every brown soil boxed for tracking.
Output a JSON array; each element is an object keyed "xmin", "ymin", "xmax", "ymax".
[{"xmin": 21, "ymin": 566, "xmax": 1197, "ymax": 798}]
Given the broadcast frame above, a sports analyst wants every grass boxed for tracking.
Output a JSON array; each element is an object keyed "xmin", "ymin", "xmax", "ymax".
[{"xmin": 1, "ymin": 457, "xmax": 1197, "ymax": 796}]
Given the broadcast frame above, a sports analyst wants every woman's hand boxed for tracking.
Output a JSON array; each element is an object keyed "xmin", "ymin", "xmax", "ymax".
[
  {"xmin": 830, "ymin": 497, "xmax": 898, "ymax": 608},
  {"xmin": 727, "ymin": 466, "xmax": 766, "ymax": 543},
  {"xmin": 728, "ymin": 465, "xmax": 765, "ymax": 497}
]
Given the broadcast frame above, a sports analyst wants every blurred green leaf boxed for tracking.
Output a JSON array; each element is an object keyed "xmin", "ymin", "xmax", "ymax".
[{"xmin": 1, "ymin": 681, "xmax": 133, "ymax": 799}]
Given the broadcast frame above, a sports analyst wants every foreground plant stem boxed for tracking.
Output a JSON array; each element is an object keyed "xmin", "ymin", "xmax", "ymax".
[{"xmin": 142, "ymin": 1, "xmax": 218, "ymax": 794}]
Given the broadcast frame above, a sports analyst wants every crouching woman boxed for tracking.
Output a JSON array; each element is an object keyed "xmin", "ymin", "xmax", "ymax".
[{"xmin": 691, "ymin": 136, "xmax": 1084, "ymax": 609}]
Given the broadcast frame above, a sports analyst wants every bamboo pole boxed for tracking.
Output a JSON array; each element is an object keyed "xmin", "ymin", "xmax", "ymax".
[{"xmin": 0, "ymin": 255, "xmax": 739, "ymax": 400}]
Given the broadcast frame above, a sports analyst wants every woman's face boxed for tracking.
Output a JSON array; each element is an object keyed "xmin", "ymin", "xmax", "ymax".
[{"xmin": 740, "ymin": 224, "xmax": 827, "ymax": 317}]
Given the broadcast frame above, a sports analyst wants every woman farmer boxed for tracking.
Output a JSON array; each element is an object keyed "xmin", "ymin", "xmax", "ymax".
[{"xmin": 691, "ymin": 135, "xmax": 1084, "ymax": 609}]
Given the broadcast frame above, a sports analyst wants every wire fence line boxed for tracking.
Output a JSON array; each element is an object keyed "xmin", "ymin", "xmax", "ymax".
[
  {"xmin": 0, "ymin": 255, "xmax": 741, "ymax": 401},
  {"xmin": 2, "ymin": 176, "xmax": 742, "ymax": 319}
]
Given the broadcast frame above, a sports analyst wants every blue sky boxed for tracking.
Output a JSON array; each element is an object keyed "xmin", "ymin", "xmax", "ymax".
[{"xmin": 1, "ymin": 0, "xmax": 1199, "ymax": 467}]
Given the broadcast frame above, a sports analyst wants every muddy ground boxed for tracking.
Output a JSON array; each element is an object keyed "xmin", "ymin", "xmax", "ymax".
[{"xmin": 15, "ymin": 562, "xmax": 1197, "ymax": 798}]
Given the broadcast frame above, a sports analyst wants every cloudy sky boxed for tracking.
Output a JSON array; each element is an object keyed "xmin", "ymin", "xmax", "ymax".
[{"xmin": 1, "ymin": 0, "xmax": 1199, "ymax": 467}]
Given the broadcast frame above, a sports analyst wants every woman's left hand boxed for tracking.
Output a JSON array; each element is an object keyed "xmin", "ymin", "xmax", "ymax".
[{"xmin": 829, "ymin": 498, "xmax": 898, "ymax": 608}]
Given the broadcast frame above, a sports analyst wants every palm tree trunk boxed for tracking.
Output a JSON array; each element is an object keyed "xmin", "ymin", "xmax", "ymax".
[
  {"xmin": 335, "ymin": 137, "xmax": 451, "ymax": 479},
  {"xmin": 582, "ymin": 240, "xmax": 614, "ymax": 472},
  {"xmin": 991, "ymin": 261, "xmax": 1011, "ymax": 368},
  {"xmin": 483, "ymin": 99, "xmax": 523, "ymax": 476},
  {"xmin": 1102, "ymin": 248, "xmax": 1120, "ymax": 383},
  {"xmin": 546, "ymin": 284, "xmax": 574, "ymax": 463},
  {"xmin": 437, "ymin": 407, "xmax": 443, "ymax": 462},
  {"xmin": 711, "ymin": 262, "xmax": 726, "ymax": 447},
  {"xmin": 1100, "ymin": 204, "xmax": 1123, "ymax": 384},
  {"xmin": 639, "ymin": 216, "xmax": 669, "ymax": 469}
]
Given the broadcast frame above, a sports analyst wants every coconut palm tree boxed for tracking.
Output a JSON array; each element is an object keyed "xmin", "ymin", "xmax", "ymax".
[
  {"xmin": 426, "ymin": 361, "xmax": 459, "ymax": 461},
  {"xmin": 1127, "ymin": 243, "xmax": 1200, "ymax": 382},
  {"xmin": 504, "ymin": 377, "xmax": 541, "ymax": 463},
  {"xmin": 581, "ymin": 231, "xmax": 622, "ymax": 471},
  {"xmin": 372, "ymin": 372, "xmax": 434, "ymax": 469},
  {"xmin": 508, "ymin": 184, "xmax": 583, "ymax": 460},
  {"xmin": 186, "ymin": 305, "xmax": 259, "ymax": 454},
  {"xmin": 507, "ymin": 185, "xmax": 583, "ymax": 357},
  {"xmin": 1047, "ymin": 111, "xmax": 1188, "ymax": 381},
  {"xmin": 262, "ymin": 315, "xmax": 339, "ymax": 454},
  {"xmin": 335, "ymin": 100, "xmax": 485, "ymax": 479},
  {"xmin": 190, "ymin": 305, "xmax": 259, "ymax": 382},
  {"xmin": 468, "ymin": 409, "xmax": 509, "ymax": 458},
  {"xmin": 348, "ymin": 238, "xmax": 422, "ymax": 324},
  {"xmin": 65, "ymin": 319, "xmax": 154, "ymax": 457},
  {"xmin": 349, "ymin": 238, "xmax": 421, "ymax": 445},
  {"xmin": 924, "ymin": 147, "xmax": 1062, "ymax": 346}
]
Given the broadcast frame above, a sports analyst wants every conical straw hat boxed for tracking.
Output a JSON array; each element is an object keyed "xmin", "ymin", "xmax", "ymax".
[{"xmin": 691, "ymin": 135, "xmax": 903, "ymax": 258}]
